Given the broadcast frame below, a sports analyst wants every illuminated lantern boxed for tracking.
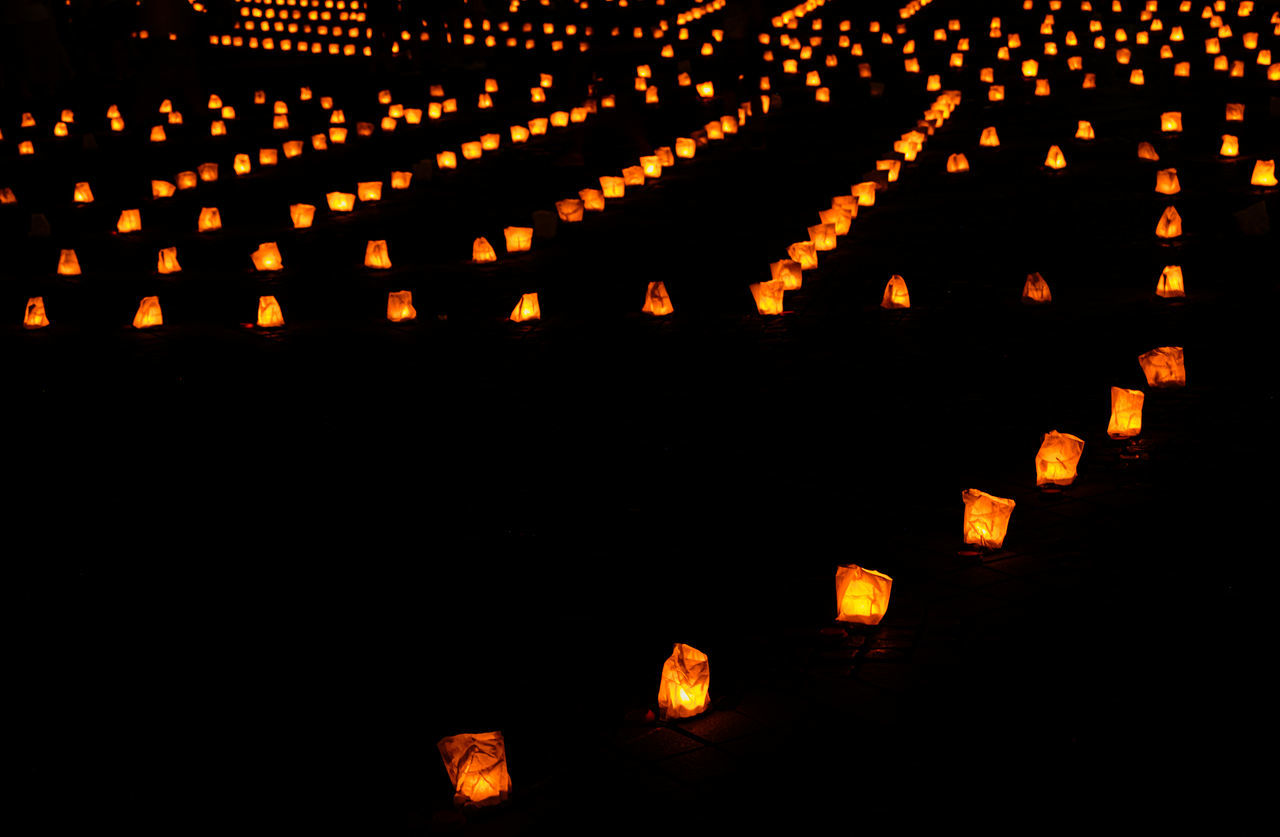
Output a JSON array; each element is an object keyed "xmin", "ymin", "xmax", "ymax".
[
  {"xmin": 1251, "ymin": 160, "xmax": 1277, "ymax": 187},
  {"xmin": 196, "ymin": 163, "xmax": 218, "ymax": 183},
  {"xmin": 1130, "ymin": 69, "xmax": 1145, "ymax": 84},
  {"xmin": 657, "ymin": 643, "xmax": 710, "ymax": 720},
  {"xmin": 946, "ymin": 153, "xmax": 970, "ymax": 173},
  {"xmin": 234, "ymin": 154, "xmax": 251, "ymax": 175},
  {"xmin": 655, "ymin": 147, "xmax": 675, "ymax": 168},
  {"xmin": 24, "ymin": 297, "xmax": 49, "ymax": 329},
  {"xmin": 390, "ymin": 172, "xmax": 412, "ymax": 191},
  {"xmin": 473, "ymin": 237, "xmax": 497, "ymax": 263},
  {"xmin": 19, "ymin": 141, "xmax": 33, "ymax": 155},
  {"xmin": 1022, "ymin": 272, "xmax": 1052, "ymax": 303},
  {"xmin": 197, "ymin": 207, "xmax": 222, "ymax": 232},
  {"xmin": 528, "ymin": 118, "xmax": 548, "ymax": 136},
  {"xmin": 290, "ymin": 204, "xmax": 315, "ymax": 229},
  {"xmin": 1035, "ymin": 79, "xmax": 1051, "ymax": 96},
  {"xmin": 176, "ymin": 171, "xmax": 197, "ymax": 190},
  {"xmin": 623, "ymin": 166, "xmax": 645, "ymax": 186},
  {"xmin": 437, "ymin": 151, "xmax": 458, "ymax": 169},
  {"xmin": 834, "ymin": 564, "xmax": 893, "ymax": 625},
  {"xmin": 73, "ymin": 182, "xmax": 94, "ymax": 204},
  {"xmin": 57, "ymin": 250, "xmax": 81, "ymax": 275},
  {"xmin": 808, "ymin": 223, "xmax": 837, "ymax": 251},
  {"xmin": 282, "ymin": 139, "xmax": 305, "ymax": 157},
  {"xmin": 989, "ymin": 85, "xmax": 1005, "ymax": 101},
  {"xmin": 579, "ymin": 189, "xmax": 605, "ymax": 212},
  {"xmin": 599, "ymin": 177, "xmax": 625, "ymax": 199},
  {"xmin": 1139, "ymin": 346, "xmax": 1186, "ymax": 388},
  {"xmin": 150, "ymin": 125, "xmax": 167, "ymax": 142},
  {"xmin": 251, "ymin": 242, "xmax": 283, "ymax": 271},
  {"xmin": 503, "ymin": 227, "xmax": 533, "ymax": 253},
  {"xmin": 749, "ymin": 279, "xmax": 786, "ymax": 315},
  {"xmin": 510, "ymin": 125, "xmax": 530, "ymax": 143},
  {"xmin": 329, "ymin": 127, "xmax": 348, "ymax": 144},
  {"xmin": 0, "ymin": 188, "xmax": 15, "ymax": 204},
  {"xmin": 1108, "ymin": 387, "xmax": 1145, "ymax": 439},
  {"xmin": 132, "ymin": 296, "xmax": 163, "ymax": 329},
  {"xmin": 257, "ymin": 148, "xmax": 278, "ymax": 167},
  {"xmin": 208, "ymin": 95, "xmax": 222, "ymax": 109},
  {"xmin": 556, "ymin": 199, "xmax": 585, "ymax": 222},
  {"xmin": 770, "ymin": 260, "xmax": 803, "ymax": 291},
  {"xmin": 550, "ymin": 111, "xmax": 569, "ymax": 127},
  {"xmin": 1076, "ymin": 120, "xmax": 1095, "ymax": 140},
  {"xmin": 881, "ymin": 274, "xmax": 910, "ymax": 309},
  {"xmin": 311, "ymin": 134, "xmax": 327, "ymax": 151},
  {"xmin": 642, "ymin": 281, "xmax": 674, "ymax": 316},
  {"xmin": 156, "ymin": 247, "xmax": 181, "ymax": 274},
  {"xmin": 54, "ymin": 122, "xmax": 67, "ymax": 137},
  {"xmin": 327, "ymin": 192, "xmax": 355, "ymax": 212},
  {"xmin": 1045, "ymin": 145, "xmax": 1067, "ymax": 169},
  {"xmin": 387, "ymin": 291, "xmax": 417, "ymax": 323},
  {"xmin": 1083, "ymin": 73, "xmax": 1097, "ymax": 88},
  {"xmin": 365, "ymin": 240, "xmax": 392, "ymax": 269},
  {"xmin": 509, "ymin": 293, "xmax": 540, "ymax": 322},
  {"xmin": 256, "ymin": 295, "xmax": 284, "ymax": 328},
  {"xmin": 1157, "ymin": 265, "xmax": 1185, "ymax": 298},
  {"xmin": 358, "ymin": 182, "xmax": 383, "ymax": 202},
  {"xmin": 1220, "ymin": 135, "xmax": 1239, "ymax": 157},
  {"xmin": 1035, "ymin": 431, "xmax": 1085, "ymax": 486},
  {"xmin": 980, "ymin": 126, "xmax": 1001, "ymax": 147},
  {"xmin": 1155, "ymin": 206, "xmax": 1182, "ymax": 238},
  {"xmin": 404, "ymin": 109, "xmax": 422, "ymax": 125},
  {"xmin": 151, "ymin": 180, "xmax": 176, "ymax": 199},
  {"xmin": 116, "ymin": 209, "xmax": 141, "ymax": 234},
  {"xmin": 437, "ymin": 732, "xmax": 511, "ymax": 808},
  {"xmin": 640, "ymin": 156, "xmax": 662, "ymax": 179},
  {"xmin": 1175, "ymin": 61, "xmax": 1191, "ymax": 76},
  {"xmin": 1225, "ymin": 103, "xmax": 1245, "ymax": 121},
  {"xmin": 1160, "ymin": 112, "xmax": 1183, "ymax": 133},
  {"xmin": 961, "ymin": 488, "xmax": 1016, "ymax": 549},
  {"xmin": 1138, "ymin": 142, "xmax": 1160, "ymax": 161},
  {"xmin": 461, "ymin": 142, "xmax": 482, "ymax": 160},
  {"xmin": 1155, "ymin": 168, "xmax": 1181, "ymax": 194},
  {"xmin": 876, "ymin": 159, "xmax": 902, "ymax": 182},
  {"xmin": 819, "ymin": 208, "xmax": 852, "ymax": 236},
  {"xmin": 851, "ymin": 182, "xmax": 877, "ymax": 206},
  {"xmin": 788, "ymin": 242, "xmax": 818, "ymax": 270}
]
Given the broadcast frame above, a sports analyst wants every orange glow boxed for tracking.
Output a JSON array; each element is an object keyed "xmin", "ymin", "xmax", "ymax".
[
  {"xmin": 599, "ymin": 176, "xmax": 625, "ymax": 199},
  {"xmin": 1225, "ymin": 103, "xmax": 1245, "ymax": 121},
  {"xmin": 657, "ymin": 643, "xmax": 710, "ymax": 720},
  {"xmin": 156, "ymin": 247, "xmax": 181, "ymax": 275},
  {"xmin": 256, "ymin": 295, "xmax": 284, "ymax": 328},
  {"xmin": 749, "ymin": 279, "xmax": 786, "ymax": 315},
  {"xmin": 1075, "ymin": 120, "xmax": 1095, "ymax": 140},
  {"xmin": 147, "ymin": 180, "xmax": 175, "ymax": 200},
  {"xmin": 1139, "ymin": 346, "xmax": 1186, "ymax": 388},
  {"xmin": 556, "ymin": 199, "xmax": 585, "ymax": 222},
  {"xmin": 282, "ymin": 141, "xmax": 303, "ymax": 159},
  {"xmin": 550, "ymin": 111, "xmax": 569, "ymax": 127},
  {"xmin": 1035, "ymin": 431, "xmax": 1085, "ymax": 486},
  {"xmin": 391, "ymin": 172, "xmax": 412, "ymax": 190},
  {"xmin": 770, "ymin": 260, "xmax": 803, "ymax": 291},
  {"xmin": 197, "ymin": 207, "xmax": 222, "ymax": 232},
  {"xmin": 1129, "ymin": 69, "xmax": 1145, "ymax": 84},
  {"xmin": 980, "ymin": 126, "xmax": 1001, "ymax": 147},
  {"xmin": 358, "ymin": 182, "xmax": 382, "ymax": 202},
  {"xmin": 73, "ymin": 182, "xmax": 94, "ymax": 204},
  {"xmin": 117, "ymin": 209, "xmax": 142, "ymax": 234},
  {"xmin": 1155, "ymin": 206, "xmax": 1182, "ymax": 238},
  {"xmin": 835, "ymin": 564, "xmax": 893, "ymax": 625},
  {"xmin": 1155, "ymin": 168, "xmax": 1181, "ymax": 195},
  {"xmin": 1156, "ymin": 265, "xmax": 1185, "ymax": 298},
  {"xmin": 233, "ymin": 154, "xmax": 251, "ymax": 175},
  {"xmin": 387, "ymin": 291, "xmax": 417, "ymax": 323},
  {"xmin": 1138, "ymin": 142, "xmax": 1160, "ymax": 161},
  {"xmin": 437, "ymin": 732, "xmax": 510, "ymax": 808},
  {"xmin": 1044, "ymin": 145, "xmax": 1067, "ymax": 169},
  {"xmin": 579, "ymin": 189, "xmax": 605, "ymax": 212},
  {"xmin": 176, "ymin": 171, "xmax": 198, "ymax": 190},
  {"xmin": 788, "ymin": 241, "xmax": 818, "ymax": 270},
  {"xmin": 622, "ymin": 166, "xmax": 645, "ymax": 186},
  {"xmin": 1022, "ymin": 272, "xmax": 1052, "ymax": 303},
  {"xmin": 962, "ymin": 488, "xmax": 1016, "ymax": 549},
  {"xmin": 504, "ymin": 227, "xmax": 533, "ymax": 253},
  {"xmin": 881, "ymin": 274, "xmax": 910, "ymax": 309},
  {"xmin": 23, "ymin": 297, "xmax": 49, "ymax": 329},
  {"xmin": 1251, "ymin": 160, "xmax": 1277, "ymax": 187},
  {"xmin": 510, "ymin": 125, "xmax": 530, "ymax": 143},
  {"xmin": 946, "ymin": 153, "xmax": 970, "ymax": 173},
  {"xmin": 150, "ymin": 125, "xmax": 167, "ymax": 142},
  {"xmin": 876, "ymin": 159, "xmax": 902, "ymax": 181},
  {"xmin": 642, "ymin": 281, "xmax": 674, "ymax": 316},
  {"xmin": 329, "ymin": 127, "xmax": 348, "ymax": 144},
  {"xmin": 988, "ymin": 84, "xmax": 1005, "ymax": 101},
  {"xmin": 528, "ymin": 118, "xmax": 548, "ymax": 136},
  {"xmin": 509, "ymin": 292, "xmax": 541, "ymax": 322},
  {"xmin": 19, "ymin": 141, "xmax": 33, "ymax": 155},
  {"xmin": 364, "ymin": 240, "xmax": 392, "ymax": 269},
  {"xmin": 473, "ymin": 237, "xmax": 497, "ymax": 263},
  {"xmin": 251, "ymin": 242, "xmax": 283, "ymax": 271},
  {"xmin": 1108, "ymin": 387, "xmax": 1145, "ymax": 439},
  {"xmin": 437, "ymin": 150, "xmax": 458, "ymax": 170},
  {"xmin": 1161, "ymin": 112, "xmax": 1183, "ymax": 133},
  {"xmin": 1220, "ymin": 134, "xmax": 1239, "ymax": 157},
  {"xmin": 57, "ymin": 249, "xmax": 81, "ymax": 275},
  {"xmin": 327, "ymin": 192, "xmax": 355, "ymax": 212},
  {"xmin": 132, "ymin": 296, "xmax": 163, "ymax": 329},
  {"xmin": 290, "ymin": 204, "xmax": 315, "ymax": 229},
  {"xmin": 461, "ymin": 141, "xmax": 482, "ymax": 160},
  {"xmin": 640, "ymin": 155, "xmax": 662, "ymax": 179},
  {"xmin": 808, "ymin": 223, "xmax": 837, "ymax": 251}
]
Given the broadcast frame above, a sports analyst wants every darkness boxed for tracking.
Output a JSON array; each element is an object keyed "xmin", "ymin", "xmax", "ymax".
[{"xmin": 3, "ymin": 0, "xmax": 1276, "ymax": 833}]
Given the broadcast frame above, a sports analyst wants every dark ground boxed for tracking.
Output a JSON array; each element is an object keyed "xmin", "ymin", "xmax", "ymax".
[{"xmin": 3, "ymin": 0, "xmax": 1277, "ymax": 832}]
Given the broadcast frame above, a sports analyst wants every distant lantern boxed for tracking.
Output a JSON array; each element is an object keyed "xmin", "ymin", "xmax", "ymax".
[
  {"xmin": 1129, "ymin": 68, "xmax": 1144, "ymax": 84},
  {"xmin": 1139, "ymin": 346, "xmax": 1186, "ymax": 388},
  {"xmin": 640, "ymin": 156, "xmax": 662, "ymax": 179},
  {"xmin": 481, "ymin": 133, "xmax": 500, "ymax": 151},
  {"xmin": 132, "ymin": 296, "xmax": 163, "ymax": 329},
  {"xmin": 749, "ymin": 279, "xmax": 786, "ymax": 315},
  {"xmin": 550, "ymin": 111, "xmax": 569, "ymax": 127},
  {"xmin": 473, "ymin": 237, "xmax": 497, "ymax": 263},
  {"xmin": 657, "ymin": 643, "xmax": 710, "ymax": 720},
  {"xmin": 642, "ymin": 281, "xmax": 674, "ymax": 316},
  {"xmin": 57, "ymin": 249, "xmax": 81, "ymax": 275},
  {"xmin": 504, "ymin": 227, "xmax": 533, "ymax": 253},
  {"xmin": 1219, "ymin": 134, "xmax": 1239, "ymax": 157},
  {"xmin": 1156, "ymin": 265, "xmax": 1186, "ymax": 298},
  {"xmin": 290, "ymin": 204, "xmax": 315, "ymax": 229},
  {"xmin": 461, "ymin": 141, "xmax": 482, "ymax": 160},
  {"xmin": 1155, "ymin": 168, "xmax": 1181, "ymax": 194},
  {"xmin": 835, "ymin": 564, "xmax": 893, "ymax": 625},
  {"xmin": 387, "ymin": 291, "xmax": 417, "ymax": 323},
  {"xmin": 509, "ymin": 292, "xmax": 541, "ymax": 322},
  {"xmin": 1035, "ymin": 431, "xmax": 1085, "ymax": 486},
  {"xmin": 437, "ymin": 732, "xmax": 511, "ymax": 808},
  {"xmin": 116, "ymin": 209, "xmax": 142, "ymax": 234},
  {"xmin": 599, "ymin": 176, "xmax": 625, "ymax": 199},
  {"xmin": 390, "ymin": 172, "xmax": 412, "ymax": 190},
  {"xmin": 989, "ymin": 85, "xmax": 1006, "ymax": 101},
  {"xmin": 556, "ymin": 199, "xmax": 585, "ymax": 222},
  {"xmin": 788, "ymin": 241, "xmax": 818, "ymax": 270},
  {"xmin": 151, "ymin": 180, "xmax": 176, "ymax": 199},
  {"xmin": 1108, "ymin": 387, "xmax": 1145, "ymax": 439},
  {"xmin": 962, "ymin": 488, "xmax": 1016, "ymax": 549},
  {"xmin": 1083, "ymin": 73, "xmax": 1097, "ymax": 88},
  {"xmin": 1252, "ymin": 160, "xmax": 1277, "ymax": 187},
  {"xmin": 528, "ymin": 118, "xmax": 548, "ymax": 136},
  {"xmin": 73, "ymin": 182, "xmax": 94, "ymax": 204},
  {"xmin": 946, "ymin": 153, "xmax": 970, "ymax": 173},
  {"xmin": 510, "ymin": 125, "xmax": 530, "ymax": 143},
  {"xmin": 1022, "ymin": 271, "xmax": 1052, "ymax": 303},
  {"xmin": 675, "ymin": 138, "xmax": 696, "ymax": 158},
  {"xmin": 1225, "ymin": 103, "xmax": 1245, "ymax": 121},
  {"xmin": 622, "ymin": 166, "xmax": 645, "ymax": 186},
  {"xmin": 365, "ymin": 240, "xmax": 392, "ymax": 269},
  {"xmin": 251, "ymin": 242, "xmax": 283, "ymax": 271},
  {"xmin": 1138, "ymin": 142, "xmax": 1160, "ymax": 161},
  {"xmin": 1160, "ymin": 112, "xmax": 1183, "ymax": 132},
  {"xmin": 579, "ymin": 189, "xmax": 605, "ymax": 211},
  {"xmin": 197, "ymin": 207, "xmax": 222, "ymax": 232},
  {"xmin": 1155, "ymin": 206, "xmax": 1182, "ymax": 238},
  {"xmin": 980, "ymin": 126, "xmax": 1001, "ymax": 147},
  {"xmin": 234, "ymin": 154, "xmax": 251, "ymax": 175},
  {"xmin": 156, "ymin": 247, "xmax": 181, "ymax": 274},
  {"xmin": 881, "ymin": 274, "xmax": 910, "ymax": 309},
  {"xmin": 358, "ymin": 182, "xmax": 382, "ymax": 202},
  {"xmin": 437, "ymin": 151, "xmax": 458, "ymax": 169},
  {"xmin": 327, "ymin": 192, "xmax": 355, "ymax": 212},
  {"xmin": 150, "ymin": 125, "xmax": 167, "ymax": 142},
  {"xmin": 23, "ymin": 297, "xmax": 49, "ymax": 329},
  {"xmin": 1075, "ymin": 120, "xmax": 1095, "ymax": 140},
  {"xmin": 176, "ymin": 171, "xmax": 198, "ymax": 190},
  {"xmin": 1044, "ymin": 145, "xmax": 1067, "ymax": 169},
  {"xmin": 256, "ymin": 295, "xmax": 284, "ymax": 328},
  {"xmin": 808, "ymin": 223, "xmax": 837, "ymax": 251}
]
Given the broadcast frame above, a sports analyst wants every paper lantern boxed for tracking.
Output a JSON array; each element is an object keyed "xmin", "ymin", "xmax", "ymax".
[
  {"xmin": 770, "ymin": 260, "xmax": 803, "ymax": 291},
  {"xmin": 437, "ymin": 151, "xmax": 458, "ymax": 169},
  {"xmin": 946, "ymin": 153, "xmax": 970, "ymax": 173},
  {"xmin": 1044, "ymin": 145, "xmax": 1067, "ymax": 169},
  {"xmin": 1022, "ymin": 272, "xmax": 1052, "ymax": 303},
  {"xmin": 358, "ymin": 182, "xmax": 382, "ymax": 202},
  {"xmin": 1251, "ymin": 160, "xmax": 1277, "ymax": 187},
  {"xmin": 750, "ymin": 279, "xmax": 786, "ymax": 315},
  {"xmin": 387, "ymin": 290, "xmax": 417, "ymax": 322},
  {"xmin": 1155, "ymin": 206, "xmax": 1182, "ymax": 238},
  {"xmin": 503, "ymin": 227, "xmax": 533, "ymax": 253},
  {"xmin": 437, "ymin": 732, "xmax": 511, "ymax": 808},
  {"xmin": 989, "ymin": 85, "xmax": 1005, "ymax": 101},
  {"xmin": 280, "ymin": 142, "xmax": 302, "ymax": 160},
  {"xmin": 0, "ymin": 188, "xmax": 15, "ymax": 204},
  {"xmin": 250, "ymin": 295, "xmax": 282, "ymax": 328},
  {"xmin": 1075, "ymin": 120, "xmax": 1095, "ymax": 140},
  {"xmin": 150, "ymin": 125, "xmax": 167, "ymax": 143},
  {"xmin": 391, "ymin": 172, "xmax": 412, "ymax": 190},
  {"xmin": 1155, "ymin": 168, "xmax": 1181, "ymax": 195},
  {"xmin": 116, "ymin": 209, "xmax": 141, "ymax": 234},
  {"xmin": 1160, "ymin": 112, "xmax": 1183, "ymax": 133},
  {"xmin": 233, "ymin": 154, "xmax": 251, "ymax": 175},
  {"xmin": 57, "ymin": 249, "xmax": 81, "ymax": 275},
  {"xmin": 835, "ymin": 564, "xmax": 893, "ymax": 625},
  {"xmin": 365, "ymin": 240, "xmax": 392, "ymax": 269},
  {"xmin": 1083, "ymin": 73, "xmax": 1097, "ymax": 88},
  {"xmin": 1129, "ymin": 69, "xmax": 1145, "ymax": 84},
  {"xmin": 1035, "ymin": 79, "xmax": 1051, "ymax": 96},
  {"xmin": 509, "ymin": 293, "xmax": 541, "ymax": 322},
  {"xmin": 980, "ymin": 126, "xmax": 1001, "ymax": 147},
  {"xmin": 311, "ymin": 134, "xmax": 328, "ymax": 151},
  {"xmin": 18, "ymin": 141, "xmax": 33, "ymax": 156},
  {"xmin": 657, "ymin": 643, "xmax": 710, "ymax": 720},
  {"xmin": 198, "ymin": 163, "xmax": 219, "ymax": 182},
  {"xmin": 24, "ymin": 297, "xmax": 49, "ymax": 329},
  {"xmin": 151, "ymin": 180, "xmax": 176, "ymax": 199},
  {"xmin": 1156, "ymin": 265, "xmax": 1185, "ymax": 298},
  {"xmin": 259, "ymin": 148, "xmax": 278, "ymax": 167},
  {"xmin": 473, "ymin": 237, "xmax": 497, "ymax": 263},
  {"xmin": 327, "ymin": 192, "xmax": 355, "ymax": 212},
  {"xmin": 962, "ymin": 488, "xmax": 1016, "ymax": 549},
  {"xmin": 1219, "ymin": 134, "xmax": 1239, "ymax": 157},
  {"xmin": 1108, "ymin": 387, "xmax": 1145, "ymax": 438},
  {"xmin": 622, "ymin": 166, "xmax": 645, "ymax": 186},
  {"xmin": 640, "ymin": 156, "xmax": 662, "ymax": 179},
  {"xmin": 642, "ymin": 281, "xmax": 674, "ymax": 316},
  {"xmin": 73, "ymin": 182, "xmax": 94, "ymax": 204},
  {"xmin": 787, "ymin": 241, "xmax": 818, "ymax": 270},
  {"xmin": 881, "ymin": 274, "xmax": 910, "ymax": 309},
  {"xmin": 579, "ymin": 189, "xmax": 605, "ymax": 211},
  {"xmin": 290, "ymin": 204, "xmax": 315, "ymax": 229},
  {"xmin": 404, "ymin": 109, "xmax": 422, "ymax": 125},
  {"xmin": 1139, "ymin": 346, "xmax": 1186, "ymax": 387},
  {"xmin": 528, "ymin": 118, "xmax": 548, "ymax": 137},
  {"xmin": 510, "ymin": 125, "xmax": 530, "ymax": 143},
  {"xmin": 1138, "ymin": 142, "xmax": 1160, "ymax": 161},
  {"xmin": 1225, "ymin": 103, "xmax": 1245, "ymax": 121},
  {"xmin": 1035, "ymin": 431, "xmax": 1085, "ymax": 486},
  {"xmin": 555, "ymin": 199, "xmax": 585, "ymax": 222},
  {"xmin": 132, "ymin": 296, "xmax": 163, "ymax": 329},
  {"xmin": 852, "ymin": 182, "xmax": 877, "ymax": 206},
  {"xmin": 819, "ymin": 208, "xmax": 852, "ymax": 236},
  {"xmin": 176, "ymin": 171, "xmax": 198, "ymax": 190},
  {"xmin": 197, "ymin": 207, "xmax": 222, "ymax": 232},
  {"xmin": 808, "ymin": 223, "xmax": 837, "ymax": 251},
  {"xmin": 550, "ymin": 111, "xmax": 569, "ymax": 127},
  {"xmin": 251, "ymin": 242, "xmax": 283, "ymax": 271},
  {"xmin": 156, "ymin": 247, "xmax": 181, "ymax": 275},
  {"xmin": 461, "ymin": 142, "xmax": 482, "ymax": 160}
]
